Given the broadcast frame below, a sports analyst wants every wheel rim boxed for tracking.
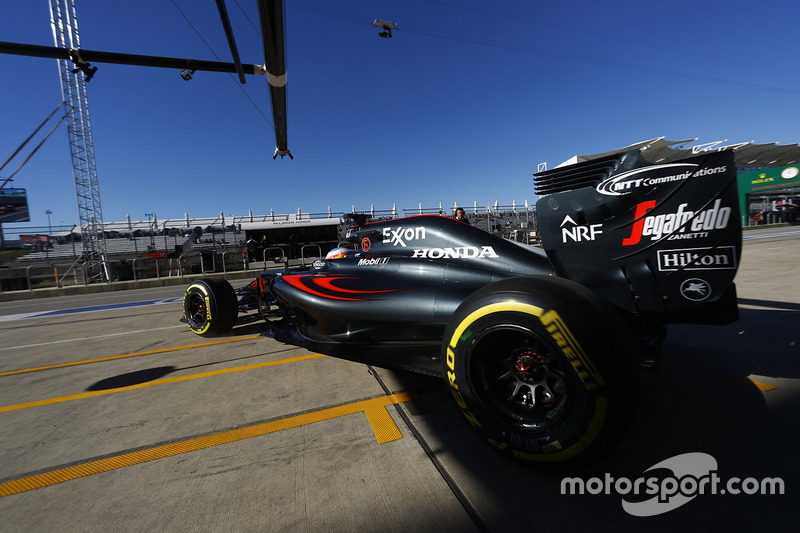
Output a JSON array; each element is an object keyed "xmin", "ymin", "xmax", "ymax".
[
  {"xmin": 185, "ymin": 292, "xmax": 208, "ymax": 329},
  {"xmin": 470, "ymin": 324, "xmax": 573, "ymax": 432}
]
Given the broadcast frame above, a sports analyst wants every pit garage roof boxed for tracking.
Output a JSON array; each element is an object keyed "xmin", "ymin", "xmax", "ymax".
[{"xmin": 560, "ymin": 137, "xmax": 800, "ymax": 169}]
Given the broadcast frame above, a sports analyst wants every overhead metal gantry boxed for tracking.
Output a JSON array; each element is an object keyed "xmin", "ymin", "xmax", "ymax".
[
  {"xmin": 1, "ymin": 1, "xmax": 291, "ymax": 268},
  {"xmin": 1, "ymin": 0, "xmax": 291, "ymax": 159}
]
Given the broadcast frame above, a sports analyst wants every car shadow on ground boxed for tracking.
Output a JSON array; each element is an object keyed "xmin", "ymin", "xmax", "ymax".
[
  {"xmin": 84, "ymin": 349, "xmax": 296, "ymax": 391},
  {"xmin": 379, "ymin": 303, "xmax": 798, "ymax": 531}
]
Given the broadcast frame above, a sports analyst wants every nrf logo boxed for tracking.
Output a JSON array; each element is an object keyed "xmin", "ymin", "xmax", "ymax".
[
  {"xmin": 560, "ymin": 215, "xmax": 602, "ymax": 243},
  {"xmin": 657, "ymin": 247, "xmax": 738, "ymax": 271}
]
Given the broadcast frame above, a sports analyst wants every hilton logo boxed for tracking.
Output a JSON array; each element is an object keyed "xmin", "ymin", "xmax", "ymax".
[{"xmin": 657, "ymin": 246, "xmax": 737, "ymax": 271}]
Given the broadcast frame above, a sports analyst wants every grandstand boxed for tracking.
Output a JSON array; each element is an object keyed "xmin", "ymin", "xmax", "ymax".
[
  {"xmin": 8, "ymin": 135, "xmax": 800, "ymax": 266},
  {"xmin": 0, "ymin": 202, "xmax": 538, "ymax": 291},
  {"xmin": 8, "ymin": 135, "xmax": 800, "ymax": 261},
  {"xmin": 5, "ymin": 136, "xmax": 797, "ymax": 291},
  {"xmin": 3, "ymin": 201, "xmax": 538, "ymax": 262}
]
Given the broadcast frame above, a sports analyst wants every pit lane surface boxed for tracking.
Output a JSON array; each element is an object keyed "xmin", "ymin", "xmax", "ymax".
[{"xmin": 0, "ymin": 227, "xmax": 797, "ymax": 532}]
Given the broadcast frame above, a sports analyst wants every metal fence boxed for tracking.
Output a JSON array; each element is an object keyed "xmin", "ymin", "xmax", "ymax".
[{"xmin": 0, "ymin": 247, "xmax": 286, "ymax": 293}]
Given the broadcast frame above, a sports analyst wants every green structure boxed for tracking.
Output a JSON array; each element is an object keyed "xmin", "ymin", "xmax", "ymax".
[
  {"xmin": 561, "ymin": 138, "xmax": 800, "ymax": 228},
  {"xmin": 737, "ymin": 164, "xmax": 800, "ymax": 225}
]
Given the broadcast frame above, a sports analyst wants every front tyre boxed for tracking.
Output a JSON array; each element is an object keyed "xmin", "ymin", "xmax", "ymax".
[
  {"xmin": 442, "ymin": 276, "xmax": 639, "ymax": 466},
  {"xmin": 183, "ymin": 277, "xmax": 238, "ymax": 336}
]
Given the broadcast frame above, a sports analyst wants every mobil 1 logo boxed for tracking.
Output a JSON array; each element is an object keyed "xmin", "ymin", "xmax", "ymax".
[{"xmin": 657, "ymin": 246, "xmax": 738, "ymax": 272}]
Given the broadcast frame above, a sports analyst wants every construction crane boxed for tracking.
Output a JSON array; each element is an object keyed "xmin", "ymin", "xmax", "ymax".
[{"xmin": 49, "ymin": 0, "xmax": 109, "ymax": 280}]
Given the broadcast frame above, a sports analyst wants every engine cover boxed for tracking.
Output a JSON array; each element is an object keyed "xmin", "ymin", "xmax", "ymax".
[{"xmin": 535, "ymin": 150, "xmax": 741, "ymax": 322}]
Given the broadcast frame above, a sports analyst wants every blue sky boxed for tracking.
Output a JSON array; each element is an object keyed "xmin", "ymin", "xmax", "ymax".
[{"xmin": 2, "ymin": 0, "xmax": 799, "ymax": 228}]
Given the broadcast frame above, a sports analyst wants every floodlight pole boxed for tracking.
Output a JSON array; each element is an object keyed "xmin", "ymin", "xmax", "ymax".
[{"xmin": 49, "ymin": 0, "xmax": 109, "ymax": 280}]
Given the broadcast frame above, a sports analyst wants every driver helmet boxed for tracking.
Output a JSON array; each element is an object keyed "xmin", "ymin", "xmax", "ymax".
[{"xmin": 325, "ymin": 247, "xmax": 351, "ymax": 260}]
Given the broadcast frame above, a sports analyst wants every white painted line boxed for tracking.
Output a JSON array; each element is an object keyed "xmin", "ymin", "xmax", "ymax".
[
  {"xmin": 0, "ymin": 313, "xmax": 40, "ymax": 322},
  {"xmin": 0, "ymin": 325, "xmax": 186, "ymax": 352}
]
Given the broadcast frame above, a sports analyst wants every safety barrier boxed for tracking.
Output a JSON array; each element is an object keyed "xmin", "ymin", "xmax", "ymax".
[
  {"xmin": 300, "ymin": 244, "xmax": 322, "ymax": 267},
  {"xmin": 24, "ymin": 264, "xmax": 61, "ymax": 291},
  {"xmin": 132, "ymin": 257, "xmax": 160, "ymax": 282}
]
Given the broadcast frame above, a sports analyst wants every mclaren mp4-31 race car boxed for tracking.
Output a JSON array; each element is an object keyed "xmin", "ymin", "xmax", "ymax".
[{"xmin": 183, "ymin": 149, "xmax": 741, "ymax": 465}]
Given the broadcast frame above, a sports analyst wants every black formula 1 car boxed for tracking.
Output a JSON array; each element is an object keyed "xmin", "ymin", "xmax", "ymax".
[{"xmin": 183, "ymin": 148, "xmax": 741, "ymax": 465}]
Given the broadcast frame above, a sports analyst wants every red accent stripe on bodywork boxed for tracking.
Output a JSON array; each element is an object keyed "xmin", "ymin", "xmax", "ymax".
[{"xmin": 281, "ymin": 274, "xmax": 406, "ymax": 301}]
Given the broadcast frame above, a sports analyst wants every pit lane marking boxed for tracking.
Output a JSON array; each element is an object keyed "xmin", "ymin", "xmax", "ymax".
[
  {"xmin": 742, "ymin": 229, "xmax": 800, "ymax": 240},
  {"xmin": 0, "ymin": 392, "xmax": 414, "ymax": 498},
  {"xmin": 0, "ymin": 352, "xmax": 326, "ymax": 413},
  {"xmin": 0, "ymin": 335, "xmax": 262, "ymax": 377},
  {"xmin": 0, "ymin": 297, "xmax": 183, "ymax": 323},
  {"xmin": 714, "ymin": 373, "xmax": 778, "ymax": 392},
  {"xmin": 0, "ymin": 325, "xmax": 190, "ymax": 353}
]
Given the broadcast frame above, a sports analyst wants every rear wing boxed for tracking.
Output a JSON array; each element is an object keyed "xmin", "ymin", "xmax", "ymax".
[{"xmin": 534, "ymin": 149, "xmax": 741, "ymax": 324}]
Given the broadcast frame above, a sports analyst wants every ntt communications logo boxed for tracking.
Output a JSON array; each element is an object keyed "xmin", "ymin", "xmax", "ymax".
[{"xmin": 561, "ymin": 453, "xmax": 784, "ymax": 516}]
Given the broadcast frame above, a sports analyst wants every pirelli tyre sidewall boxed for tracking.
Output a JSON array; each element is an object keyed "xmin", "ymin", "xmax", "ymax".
[
  {"xmin": 183, "ymin": 277, "xmax": 238, "ymax": 336},
  {"xmin": 443, "ymin": 276, "xmax": 639, "ymax": 465}
]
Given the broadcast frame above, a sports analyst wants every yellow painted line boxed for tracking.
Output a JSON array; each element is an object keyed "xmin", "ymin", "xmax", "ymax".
[
  {"xmin": 0, "ymin": 392, "xmax": 415, "ymax": 498},
  {"xmin": 0, "ymin": 335, "xmax": 262, "ymax": 377},
  {"xmin": 714, "ymin": 373, "xmax": 778, "ymax": 392},
  {"xmin": 0, "ymin": 352, "xmax": 326, "ymax": 413}
]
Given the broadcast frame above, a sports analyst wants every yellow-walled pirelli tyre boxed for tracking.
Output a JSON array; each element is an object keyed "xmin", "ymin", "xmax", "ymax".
[
  {"xmin": 183, "ymin": 278, "xmax": 238, "ymax": 336},
  {"xmin": 442, "ymin": 275, "xmax": 640, "ymax": 466}
]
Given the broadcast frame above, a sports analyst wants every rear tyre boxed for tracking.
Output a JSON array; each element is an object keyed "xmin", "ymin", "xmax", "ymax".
[
  {"xmin": 442, "ymin": 276, "xmax": 639, "ymax": 466},
  {"xmin": 183, "ymin": 277, "xmax": 238, "ymax": 336}
]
